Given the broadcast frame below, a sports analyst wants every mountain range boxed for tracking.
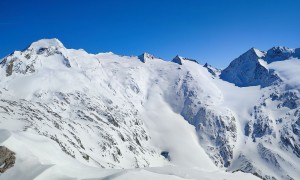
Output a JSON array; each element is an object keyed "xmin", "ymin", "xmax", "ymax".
[{"xmin": 0, "ymin": 38, "xmax": 299, "ymax": 180}]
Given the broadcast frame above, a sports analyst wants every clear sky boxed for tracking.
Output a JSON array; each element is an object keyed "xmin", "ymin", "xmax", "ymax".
[{"xmin": 0, "ymin": 0, "xmax": 299, "ymax": 68}]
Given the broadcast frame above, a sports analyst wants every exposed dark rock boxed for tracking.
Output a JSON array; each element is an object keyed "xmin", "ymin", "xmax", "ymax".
[
  {"xmin": 6, "ymin": 59, "xmax": 15, "ymax": 76},
  {"xmin": 203, "ymin": 63, "xmax": 221, "ymax": 76},
  {"xmin": 172, "ymin": 56, "xmax": 183, "ymax": 65},
  {"xmin": 138, "ymin": 52, "xmax": 155, "ymax": 63},
  {"xmin": 161, "ymin": 151, "xmax": 170, "ymax": 161},
  {"xmin": 63, "ymin": 57, "xmax": 71, "ymax": 68},
  {"xmin": 0, "ymin": 146, "xmax": 16, "ymax": 173},
  {"xmin": 172, "ymin": 55, "xmax": 198, "ymax": 65}
]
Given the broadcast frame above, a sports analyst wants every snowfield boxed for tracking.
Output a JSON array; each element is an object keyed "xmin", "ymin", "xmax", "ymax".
[{"xmin": 0, "ymin": 39, "xmax": 299, "ymax": 179}]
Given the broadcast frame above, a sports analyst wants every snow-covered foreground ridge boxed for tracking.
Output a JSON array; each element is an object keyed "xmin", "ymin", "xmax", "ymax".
[{"xmin": 0, "ymin": 38, "xmax": 299, "ymax": 180}]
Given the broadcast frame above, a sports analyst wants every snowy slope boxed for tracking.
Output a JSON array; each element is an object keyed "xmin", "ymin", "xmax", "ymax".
[{"xmin": 0, "ymin": 39, "xmax": 299, "ymax": 180}]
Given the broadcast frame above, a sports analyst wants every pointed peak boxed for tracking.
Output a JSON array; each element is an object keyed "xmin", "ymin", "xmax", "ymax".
[
  {"xmin": 203, "ymin": 62, "xmax": 210, "ymax": 68},
  {"xmin": 246, "ymin": 47, "xmax": 265, "ymax": 58},
  {"xmin": 171, "ymin": 55, "xmax": 198, "ymax": 65},
  {"xmin": 27, "ymin": 38, "xmax": 65, "ymax": 52},
  {"xmin": 172, "ymin": 55, "xmax": 183, "ymax": 65},
  {"xmin": 138, "ymin": 52, "xmax": 155, "ymax": 63}
]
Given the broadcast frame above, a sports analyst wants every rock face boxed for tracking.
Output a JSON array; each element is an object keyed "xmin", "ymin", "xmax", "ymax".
[{"xmin": 0, "ymin": 146, "xmax": 16, "ymax": 173}]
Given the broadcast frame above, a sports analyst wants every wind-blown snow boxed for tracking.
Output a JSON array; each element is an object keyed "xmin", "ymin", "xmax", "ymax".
[{"xmin": 268, "ymin": 58, "xmax": 300, "ymax": 88}]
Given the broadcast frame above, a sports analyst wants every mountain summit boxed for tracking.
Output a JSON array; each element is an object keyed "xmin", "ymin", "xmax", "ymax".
[{"xmin": 27, "ymin": 38, "xmax": 65, "ymax": 51}]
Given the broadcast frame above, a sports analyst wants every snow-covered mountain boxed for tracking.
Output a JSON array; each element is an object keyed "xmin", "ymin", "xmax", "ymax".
[{"xmin": 0, "ymin": 39, "xmax": 299, "ymax": 180}]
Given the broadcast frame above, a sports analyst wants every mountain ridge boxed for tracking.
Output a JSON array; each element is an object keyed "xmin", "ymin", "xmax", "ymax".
[{"xmin": 2, "ymin": 38, "xmax": 299, "ymax": 73}]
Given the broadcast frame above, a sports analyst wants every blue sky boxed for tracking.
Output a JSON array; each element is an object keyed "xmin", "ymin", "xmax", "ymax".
[{"xmin": 0, "ymin": 0, "xmax": 299, "ymax": 68}]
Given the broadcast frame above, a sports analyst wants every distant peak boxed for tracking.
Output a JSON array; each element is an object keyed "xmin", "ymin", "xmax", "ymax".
[
  {"xmin": 267, "ymin": 46, "xmax": 294, "ymax": 55},
  {"xmin": 265, "ymin": 46, "xmax": 298, "ymax": 63},
  {"xmin": 138, "ymin": 52, "xmax": 155, "ymax": 63},
  {"xmin": 28, "ymin": 38, "xmax": 65, "ymax": 52},
  {"xmin": 269, "ymin": 46, "xmax": 292, "ymax": 52},
  {"xmin": 171, "ymin": 55, "xmax": 198, "ymax": 65}
]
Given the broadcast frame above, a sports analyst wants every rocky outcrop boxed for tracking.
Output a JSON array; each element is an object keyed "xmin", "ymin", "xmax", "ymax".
[
  {"xmin": 0, "ymin": 146, "xmax": 16, "ymax": 173},
  {"xmin": 203, "ymin": 63, "xmax": 221, "ymax": 76},
  {"xmin": 172, "ymin": 55, "xmax": 198, "ymax": 65},
  {"xmin": 138, "ymin": 52, "xmax": 155, "ymax": 63},
  {"xmin": 245, "ymin": 105, "xmax": 275, "ymax": 140}
]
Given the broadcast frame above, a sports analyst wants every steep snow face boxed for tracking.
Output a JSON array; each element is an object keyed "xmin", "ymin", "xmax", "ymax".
[{"xmin": 0, "ymin": 39, "xmax": 299, "ymax": 180}]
